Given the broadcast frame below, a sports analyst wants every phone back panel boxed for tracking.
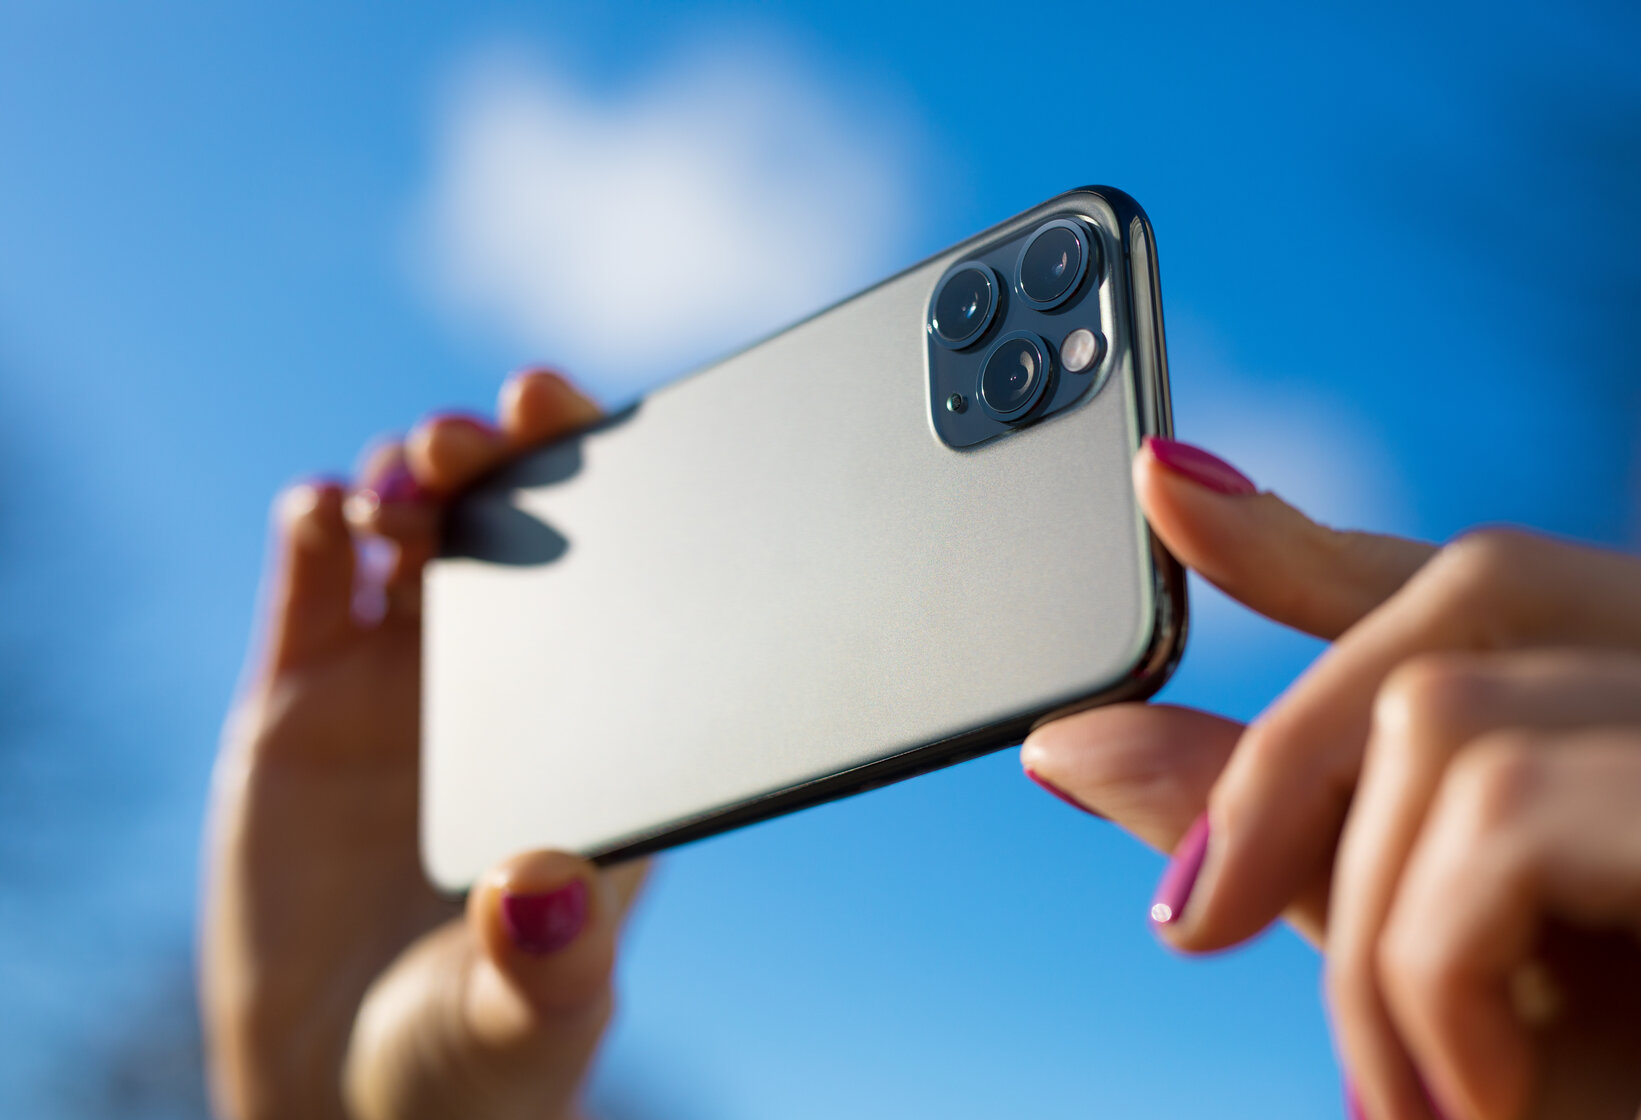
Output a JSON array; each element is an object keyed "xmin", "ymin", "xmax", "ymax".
[{"xmin": 423, "ymin": 188, "xmax": 1177, "ymax": 888}]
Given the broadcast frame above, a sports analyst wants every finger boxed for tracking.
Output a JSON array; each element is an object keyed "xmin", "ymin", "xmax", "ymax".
[
  {"xmin": 1022, "ymin": 704, "xmax": 1239, "ymax": 849},
  {"xmin": 1329, "ymin": 651, "xmax": 1641, "ymax": 1120},
  {"xmin": 1024, "ymin": 704, "xmax": 1333, "ymax": 944},
  {"xmin": 602, "ymin": 856, "xmax": 651, "ymax": 915},
  {"xmin": 262, "ymin": 478, "xmax": 356, "ymax": 673},
  {"xmin": 404, "ymin": 412, "xmax": 511, "ymax": 498},
  {"xmin": 465, "ymin": 851, "xmax": 617, "ymax": 1042},
  {"xmin": 403, "ymin": 370, "xmax": 601, "ymax": 501},
  {"xmin": 497, "ymin": 368, "xmax": 601, "ymax": 447},
  {"xmin": 1163, "ymin": 530, "xmax": 1641, "ymax": 955},
  {"xmin": 346, "ymin": 441, "xmax": 439, "ymax": 623},
  {"xmin": 344, "ymin": 851, "xmax": 640, "ymax": 1120},
  {"xmin": 1378, "ymin": 730, "xmax": 1641, "ymax": 1120},
  {"xmin": 1135, "ymin": 437, "xmax": 1434, "ymax": 639},
  {"xmin": 348, "ymin": 438, "xmax": 437, "ymax": 547}
]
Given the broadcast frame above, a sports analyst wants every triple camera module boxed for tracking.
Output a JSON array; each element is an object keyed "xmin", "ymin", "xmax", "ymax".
[{"xmin": 926, "ymin": 215, "xmax": 1107, "ymax": 448}]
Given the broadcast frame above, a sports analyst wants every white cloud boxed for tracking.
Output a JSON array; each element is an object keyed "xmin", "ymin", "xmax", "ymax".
[{"xmin": 416, "ymin": 39, "xmax": 919, "ymax": 396}]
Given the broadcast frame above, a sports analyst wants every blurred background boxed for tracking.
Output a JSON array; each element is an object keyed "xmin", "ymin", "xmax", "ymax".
[{"xmin": 1, "ymin": 1, "xmax": 1637, "ymax": 1116}]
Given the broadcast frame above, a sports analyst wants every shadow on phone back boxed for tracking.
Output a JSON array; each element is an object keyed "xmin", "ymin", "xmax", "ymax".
[{"xmin": 422, "ymin": 187, "xmax": 1184, "ymax": 889}]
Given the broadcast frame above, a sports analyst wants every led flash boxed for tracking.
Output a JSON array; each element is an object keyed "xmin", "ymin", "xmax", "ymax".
[{"xmin": 1061, "ymin": 328, "xmax": 1100, "ymax": 373}]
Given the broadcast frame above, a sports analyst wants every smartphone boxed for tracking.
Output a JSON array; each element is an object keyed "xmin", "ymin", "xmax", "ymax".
[{"xmin": 421, "ymin": 186, "xmax": 1186, "ymax": 888}]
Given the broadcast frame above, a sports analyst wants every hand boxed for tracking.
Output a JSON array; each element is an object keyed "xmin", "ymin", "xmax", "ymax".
[
  {"xmin": 202, "ymin": 370, "xmax": 646, "ymax": 1120},
  {"xmin": 1021, "ymin": 437, "xmax": 1641, "ymax": 1120}
]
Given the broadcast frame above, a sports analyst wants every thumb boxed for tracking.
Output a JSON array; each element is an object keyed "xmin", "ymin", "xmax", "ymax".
[
  {"xmin": 1136, "ymin": 437, "xmax": 1434, "ymax": 639},
  {"xmin": 345, "ymin": 852, "xmax": 646, "ymax": 1120}
]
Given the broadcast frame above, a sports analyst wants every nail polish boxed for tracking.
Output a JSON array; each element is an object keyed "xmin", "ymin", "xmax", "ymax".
[
  {"xmin": 501, "ymin": 880, "xmax": 589, "ymax": 955},
  {"xmin": 371, "ymin": 463, "xmax": 424, "ymax": 504},
  {"xmin": 1142, "ymin": 436, "xmax": 1257, "ymax": 496},
  {"xmin": 1150, "ymin": 813, "xmax": 1210, "ymax": 925},
  {"xmin": 1024, "ymin": 767, "xmax": 1106, "ymax": 819}
]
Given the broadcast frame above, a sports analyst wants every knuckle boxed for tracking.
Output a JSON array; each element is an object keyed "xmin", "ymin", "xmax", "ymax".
[
  {"xmin": 1398, "ymin": 527, "xmax": 1544, "ymax": 647},
  {"xmin": 1446, "ymin": 732, "xmax": 1546, "ymax": 835},
  {"xmin": 1429, "ymin": 527, "xmax": 1535, "ymax": 599},
  {"xmin": 1371, "ymin": 653, "xmax": 1490, "ymax": 750}
]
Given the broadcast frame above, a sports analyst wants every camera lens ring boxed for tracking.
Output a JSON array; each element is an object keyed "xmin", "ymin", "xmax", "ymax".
[
  {"xmin": 1014, "ymin": 218, "xmax": 1094, "ymax": 311},
  {"xmin": 977, "ymin": 330, "xmax": 1053, "ymax": 421},
  {"xmin": 928, "ymin": 262, "xmax": 1001, "ymax": 350}
]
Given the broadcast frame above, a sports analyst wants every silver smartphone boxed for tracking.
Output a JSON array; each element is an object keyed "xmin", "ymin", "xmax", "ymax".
[{"xmin": 421, "ymin": 186, "xmax": 1186, "ymax": 889}]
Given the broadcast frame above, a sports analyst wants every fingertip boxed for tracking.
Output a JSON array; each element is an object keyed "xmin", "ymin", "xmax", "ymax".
[
  {"xmin": 1136, "ymin": 436, "xmax": 1259, "ymax": 497},
  {"xmin": 345, "ymin": 441, "xmax": 437, "ymax": 549},
  {"xmin": 499, "ymin": 368, "xmax": 602, "ymax": 446},
  {"xmin": 1023, "ymin": 705, "xmax": 1242, "ymax": 854},
  {"xmin": 352, "ymin": 432, "xmax": 404, "ymax": 486},
  {"xmin": 353, "ymin": 439, "xmax": 427, "ymax": 505},
  {"xmin": 276, "ymin": 476, "xmax": 348, "ymax": 549},
  {"xmin": 467, "ymin": 851, "xmax": 614, "ymax": 1016},
  {"xmin": 405, "ymin": 411, "xmax": 507, "ymax": 495},
  {"xmin": 1149, "ymin": 812, "xmax": 1212, "ymax": 934},
  {"xmin": 1131, "ymin": 438, "xmax": 1260, "ymax": 567},
  {"xmin": 265, "ymin": 478, "xmax": 357, "ymax": 668}
]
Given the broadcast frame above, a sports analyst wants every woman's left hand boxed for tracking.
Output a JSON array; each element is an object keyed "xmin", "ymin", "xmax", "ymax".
[{"xmin": 1022, "ymin": 438, "xmax": 1641, "ymax": 1120}]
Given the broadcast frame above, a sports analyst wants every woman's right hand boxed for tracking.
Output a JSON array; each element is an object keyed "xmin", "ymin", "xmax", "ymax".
[
  {"xmin": 1023, "ymin": 438, "xmax": 1641, "ymax": 1119},
  {"xmin": 202, "ymin": 370, "xmax": 645, "ymax": 1120}
]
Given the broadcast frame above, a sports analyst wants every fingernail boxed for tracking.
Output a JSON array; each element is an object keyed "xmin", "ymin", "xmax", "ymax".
[
  {"xmin": 501, "ymin": 880, "xmax": 589, "ymax": 955},
  {"xmin": 348, "ymin": 465, "xmax": 426, "ymax": 521},
  {"xmin": 372, "ymin": 463, "xmax": 425, "ymax": 504},
  {"xmin": 1150, "ymin": 813, "xmax": 1210, "ymax": 925},
  {"xmin": 1143, "ymin": 436, "xmax": 1257, "ymax": 496},
  {"xmin": 1024, "ymin": 767, "xmax": 1106, "ymax": 819}
]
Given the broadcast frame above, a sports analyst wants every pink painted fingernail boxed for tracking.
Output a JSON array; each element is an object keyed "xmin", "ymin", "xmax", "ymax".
[
  {"xmin": 1150, "ymin": 813, "xmax": 1210, "ymax": 925},
  {"xmin": 501, "ymin": 880, "xmax": 589, "ymax": 955},
  {"xmin": 1143, "ymin": 436, "xmax": 1257, "ymax": 496},
  {"xmin": 371, "ymin": 463, "xmax": 425, "ymax": 504},
  {"xmin": 1024, "ymin": 767, "xmax": 1106, "ymax": 819}
]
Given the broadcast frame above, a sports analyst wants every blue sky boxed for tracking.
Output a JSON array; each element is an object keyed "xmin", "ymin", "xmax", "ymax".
[{"xmin": 1, "ymin": 2, "xmax": 1637, "ymax": 1117}]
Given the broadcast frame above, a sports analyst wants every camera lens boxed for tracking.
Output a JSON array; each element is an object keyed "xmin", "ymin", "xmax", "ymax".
[
  {"xmin": 929, "ymin": 263, "xmax": 999, "ymax": 349},
  {"xmin": 1016, "ymin": 219, "xmax": 1092, "ymax": 310},
  {"xmin": 978, "ymin": 331, "xmax": 1051, "ymax": 420}
]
